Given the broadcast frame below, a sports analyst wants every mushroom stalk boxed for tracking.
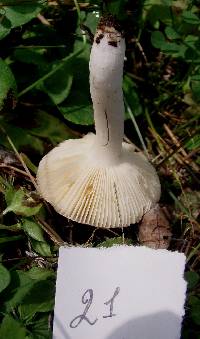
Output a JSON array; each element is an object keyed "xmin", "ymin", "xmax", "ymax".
[{"xmin": 89, "ymin": 18, "xmax": 125, "ymax": 164}]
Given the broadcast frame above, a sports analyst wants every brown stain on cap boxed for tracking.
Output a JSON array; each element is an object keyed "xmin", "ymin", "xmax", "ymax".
[{"xmin": 96, "ymin": 15, "xmax": 124, "ymax": 47}]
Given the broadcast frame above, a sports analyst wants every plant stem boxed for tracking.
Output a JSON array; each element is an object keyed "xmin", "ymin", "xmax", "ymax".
[
  {"xmin": 73, "ymin": 0, "xmax": 86, "ymax": 44},
  {"xmin": 124, "ymin": 96, "xmax": 149, "ymax": 159},
  {"xmin": 18, "ymin": 48, "xmax": 83, "ymax": 97},
  {"xmin": 145, "ymin": 107, "xmax": 165, "ymax": 154}
]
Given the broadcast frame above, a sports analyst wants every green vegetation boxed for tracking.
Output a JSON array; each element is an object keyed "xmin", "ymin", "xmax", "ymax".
[{"xmin": 0, "ymin": 0, "xmax": 199, "ymax": 337}]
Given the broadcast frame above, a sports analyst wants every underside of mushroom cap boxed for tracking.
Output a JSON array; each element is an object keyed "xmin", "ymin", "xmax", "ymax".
[{"xmin": 37, "ymin": 134, "xmax": 161, "ymax": 228}]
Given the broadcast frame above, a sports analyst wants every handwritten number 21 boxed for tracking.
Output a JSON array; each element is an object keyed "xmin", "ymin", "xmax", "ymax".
[{"xmin": 70, "ymin": 287, "xmax": 120, "ymax": 328}]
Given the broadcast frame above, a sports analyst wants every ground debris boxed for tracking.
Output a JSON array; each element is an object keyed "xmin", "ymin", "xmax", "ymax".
[
  {"xmin": 0, "ymin": 147, "xmax": 21, "ymax": 167},
  {"xmin": 138, "ymin": 204, "xmax": 172, "ymax": 249}
]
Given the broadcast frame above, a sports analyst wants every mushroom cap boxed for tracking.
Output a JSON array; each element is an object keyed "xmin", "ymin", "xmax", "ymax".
[{"xmin": 37, "ymin": 134, "xmax": 161, "ymax": 228}]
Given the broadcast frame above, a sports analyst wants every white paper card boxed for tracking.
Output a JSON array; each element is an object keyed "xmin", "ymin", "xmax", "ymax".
[{"xmin": 53, "ymin": 246, "xmax": 186, "ymax": 339}]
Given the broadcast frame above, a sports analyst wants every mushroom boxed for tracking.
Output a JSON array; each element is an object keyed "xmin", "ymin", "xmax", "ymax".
[{"xmin": 37, "ymin": 15, "xmax": 161, "ymax": 228}]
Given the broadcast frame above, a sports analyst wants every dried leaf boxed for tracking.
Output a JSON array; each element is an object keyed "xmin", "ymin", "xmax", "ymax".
[
  {"xmin": 3, "ymin": 187, "xmax": 42, "ymax": 216},
  {"xmin": 138, "ymin": 204, "xmax": 172, "ymax": 249}
]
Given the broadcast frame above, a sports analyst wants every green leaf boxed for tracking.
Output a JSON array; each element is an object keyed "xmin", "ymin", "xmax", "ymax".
[
  {"xmin": 18, "ymin": 48, "xmax": 83, "ymax": 97},
  {"xmin": 0, "ymin": 16, "xmax": 11, "ymax": 40},
  {"xmin": 181, "ymin": 10, "xmax": 200, "ymax": 25},
  {"xmin": 3, "ymin": 1, "xmax": 46, "ymax": 28},
  {"xmin": 151, "ymin": 31, "xmax": 166, "ymax": 49},
  {"xmin": 3, "ymin": 188, "xmax": 42, "ymax": 217},
  {"xmin": 105, "ymin": 0, "xmax": 128, "ymax": 20},
  {"xmin": 26, "ymin": 314, "xmax": 51, "ymax": 339},
  {"xmin": 123, "ymin": 75, "xmax": 143, "ymax": 117},
  {"xmin": 2, "ymin": 270, "xmax": 35, "ymax": 312},
  {"xmin": 13, "ymin": 48, "xmax": 47, "ymax": 69},
  {"xmin": 31, "ymin": 239, "xmax": 52, "ymax": 256},
  {"xmin": 4, "ymin": 186, "xmax": 29, "ymax": 208},
  {"xmin": 189, "ymin": 297, "xmax": 200, "ymax": 325},
  {"xmin": 185, "ymin": 134, "xmax": 200, "ymax": 150},
  {"xmin": 0, "ymin": 315, "xmax": 27, "ymax": 339},
  {"xmin": 83, "ymin": 11, "xmax": 100, "ymax": 33},
  {"xmin": 3, "ymin": 110, "xmax": 75, "ymax": 150},
  {"xmin": 0, "ymin": 223, "xmax": 21, "ymax": 231},
  {"xmin": 189, "ymin": 295, "xmax": 200, "ymax": 306},
  {"xmin": 162, "ymin": 42, "xmax": 185, "ymax": 55},
  {"xmin": 185, "ymin": 271, "xmax": 199, "ymax": 290},
  {"xmin": 60, "ymin": 42, "xmax": 94, "ymax": 125},
  {"xmin": 97, "ymin": 237, "xmax": 132, "ymax": 248},
  {"xmin": 22, "ymin": 219, "xmax": 44, "ymax": 242},
  {"xmin": 0, "ymin": 122, "xmax": 44, "ymax": 155},
  {"xmin": 36, "ymin": 52, "xmax": 75, "ymax": 105},
  {"xmin": 188, "ymin": 295, "xmax": 200, "ymax": 327},
  {"xmin": 0, "ymin": 235, "xmax": 23, "ymax": 244},
  {"xmin": 19, "ymin": 280, "xmax": 55, "ymax": 322},
  {"xmin": 27, "ymin": 267, "xmax": 55, "ymax": 281},
  {"xmin": 191, "ymin": 75, "xmax": 200, "ymax": 81},
  {"xmin": 184, "ymin": 35, "xmax": 199, "ymax": 49},
  {"xmin": 151, "ymin": 31, "xmax": 186, "ymax": 57},
  {"xmin": 28, "ymin": 110, "xmax": 75, "ymax": 145},
  {"xmin": 0, "ymin": 263, "xmax": 11, "ymax": 293},
  {"xmin": 0, "ymin": 58, "xmax": 17, "ymax": 110},
  {"xmin": 43, "ymin": 70, "xmax": 73, "ymax": 105},
  {"xmin": 184, "ymin": 50, "xmax": 199, "ymax": 63},
  {"xmin": 1, "ymin": 268, "xmax": 54, "ymax": 318},
  {"xmin": 145, "ymin": 4, "xmax": 172, "ymax": 27},
  {"xmin": 191, "ymin": 80, "xmax": 200, "ymax": 103},
  {"xmin": 60, "ymin": 99, "xmax": 94, "ymax": 125},
  {"xmin": 165, "ymin": 26, "xmax": 180, "ymax": 40}
]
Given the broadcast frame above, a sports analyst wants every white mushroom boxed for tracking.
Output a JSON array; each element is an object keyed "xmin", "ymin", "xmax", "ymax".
[{"xmin": 37, "ymin": 15, "xmax": 161, "ymax": 228}]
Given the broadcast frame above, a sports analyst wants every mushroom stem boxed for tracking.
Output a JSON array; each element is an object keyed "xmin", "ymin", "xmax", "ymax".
[
  {"xmin": 36, "ymin": 16, "xmax": 161, "ymax": 228},
  {"xmin": 89, "ymin": 17, "xmax": 125, "ymax": 164}
]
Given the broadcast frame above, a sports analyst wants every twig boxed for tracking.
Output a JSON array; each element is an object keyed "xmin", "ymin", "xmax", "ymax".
[
  {"xmin": 163, "ymin": 124, "xmax": 199, "ymax": 172},
  {"xmin": 105, "ymin": 229, "xmax": 120, "ymax": 237},
  {"xmin": 133, "ymin": 38, "xmax": 148, "ymax": 64},
  {"xmin": 190, "ymin": 256, "xmax": 200, "ymax": 270},
  {"xmin": 37, "ymin": 13, "xmax": 51, "ymax": 26},
  {"xmin": 7, "ymin": 135, "xmax": 38, "ymax": 189},
  {"xmin": 36, "ymin": 217, "xmax": 64, "ymax": 246},
  {"xmin": 126, "ymin": 72, "xmax": 145, "ymax": 82},
  {"xmin": 0, "ymin": 255, "xmax": 58, "ymax": 263},
  {"xmin": 186, "ymin": 242, "xmax": 200, "ymax": 263},
  {"xmin": 0, "ymin": 127, "xmax": 38, "ymax": 190},
  {"xmin": 159, "ymin": 136, "xmax": 185, "ymax": 166},
  {"xmin": 11, "ymin": 45, "xmax": 67, "ymax": 49},
  {"xmin": 145, "ymin": 108, "xmax": 165, "ymax": 155},
  {"xmin": 164, "ymin": 123, "xmax": 188, "ymax": 158},
  {"xmin": 0, "ymin": 164, "xmax": 30, "ymax": 178},
  {"xmin": 84, "ymin": 228, "xmax": 97, "ymax": 246}
]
